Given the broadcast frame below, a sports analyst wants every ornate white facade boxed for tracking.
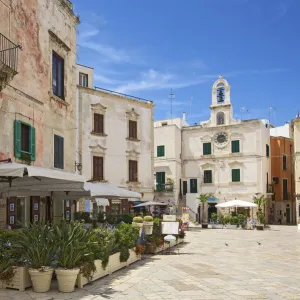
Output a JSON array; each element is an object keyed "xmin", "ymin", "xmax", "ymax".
[{"xmin": 154, "ymin": 76, "xmax": 272, "ymax": 221}]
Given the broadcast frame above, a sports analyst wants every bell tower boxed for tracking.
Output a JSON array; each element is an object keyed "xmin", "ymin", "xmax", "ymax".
[{"xmin": 210, "ymin": 75, "xmax": 233, "ymax": 126}]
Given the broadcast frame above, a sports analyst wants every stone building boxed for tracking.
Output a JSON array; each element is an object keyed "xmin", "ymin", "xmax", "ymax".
[
  {"xmin": 76, "ymin": 64, "xmax": 154, "ymax": 215},
  {"xmin": 154, "ymin": 76, "xmax": 272, "ymax": 222},
  {"xmin": 0, "ymin": 0, "xmax": 79, "ymax": 226},
  {"xmin": 292, "ymin": 117, "xmax": 300, "ymax": 225},
  {"xmin": 269, "ymin": 123, "xmax": 295, "ymax": 224}
]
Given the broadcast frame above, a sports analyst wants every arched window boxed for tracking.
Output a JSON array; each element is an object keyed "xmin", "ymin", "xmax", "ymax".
[{"xmin": 217, "ymin": 112, "xmax": 225, "ymax": 125}]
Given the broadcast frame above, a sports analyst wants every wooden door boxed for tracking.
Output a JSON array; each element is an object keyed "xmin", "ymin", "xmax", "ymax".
[{"xmin": 183, "ymin": 181, "xmax": 187, "ymax": 195}]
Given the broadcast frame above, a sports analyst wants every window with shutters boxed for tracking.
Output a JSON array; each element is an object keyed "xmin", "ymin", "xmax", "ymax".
[
  {"xmin": 266, "ymin": 144, "xmax": 270, "ymax": 157},
  {"xmin": 52, "ymin": 51, "xmax": 64, "ymax": 99},
  {"xmin": 94, "ymin": 113, "xmax": 104, "ymax": 134},
  {"xmin": 190, "ymin": 179, "xmax": 198, "ymax": 193},
  {"xmin": 203, "ymin": 142, "xmax": 212, "ymax": 155},
  {"xmin": 14, "ymin": 120, "xmax": 36, "ymax": 161},
  {"xmin": 93, "ymin": 156, "xmax": 104, "ymax": 181},
  {"xmin": 282, "ymin": 154, "xmax": 287, "ymax": 170},
  {"xmin": 231, "ymin": 140, "xmax": 240, "ymax": 153},
  {"xmin": 232, "ymin": 169, "xmax": 240, "ymax": 182},
  {"xmin": 129, "ymin": 160, "xmax": 138, "ymax": 182},
  {"xmin": 156, "ymin": 172, "xmax": 165, "ymax": 191},
  {"xmin": 203, "ymin": 170, "xmax": 213, "ymax": 184},
  {"xmin": 79, "ymin": 72, "xmax": 88, "ymax": 87},
  {"xmin": 54, "ymin": 135, "xmax": 64, "ymax": 169},
  {"xmin": 157, "ymin": 145, "xmax": 165, "ymax": 157},
  {"xmin": 128, "ymin": 120, "xmax": 137, "ymax": 139}
]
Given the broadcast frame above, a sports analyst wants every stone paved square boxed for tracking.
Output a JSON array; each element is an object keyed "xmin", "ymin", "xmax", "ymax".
[{"xmin": 1, "ymin": 226, "xmax": 300, "ymax": 300}]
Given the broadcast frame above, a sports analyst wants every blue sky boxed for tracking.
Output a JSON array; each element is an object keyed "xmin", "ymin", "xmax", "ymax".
[{"xmin": 72, "ymin": 0, "xmax": 299, "ymax": 125}]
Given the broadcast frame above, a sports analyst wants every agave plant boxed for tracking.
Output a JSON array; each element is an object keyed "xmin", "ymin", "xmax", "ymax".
[
  {"xmin": 16, "ymin": 222, "xmax": 57, "ymax": 270},
  {"xmin": 54, "ymin": 221, "xmax": 94, "ymax": 270}
]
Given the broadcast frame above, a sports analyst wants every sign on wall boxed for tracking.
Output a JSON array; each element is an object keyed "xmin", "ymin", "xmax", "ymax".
[{"xmin": 163, "ymin": 215, "xmax": 176, "ymax": 221}]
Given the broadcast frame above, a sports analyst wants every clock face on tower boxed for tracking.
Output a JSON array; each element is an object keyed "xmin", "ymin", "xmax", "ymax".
[{"xmin": 214, "ymin": 132, "xmax": 228, "ymax": 147}]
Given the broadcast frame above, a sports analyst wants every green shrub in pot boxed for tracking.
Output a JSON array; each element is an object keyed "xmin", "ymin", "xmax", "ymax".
[
  {"xmin": 54, "ymin": 221, "xmax": 95, "ymax": 293},
  {"xmin": 17, "ymin": 222, "xmax": 57, "ymax": 293}
]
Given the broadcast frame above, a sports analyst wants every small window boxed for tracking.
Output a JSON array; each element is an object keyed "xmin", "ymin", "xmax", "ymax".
[
  {"xmin": 232, "ymin": 169, "xmax": 240, "ymax": 182},
  {"xmin": 79, "ymin": 72, "xmax": 88, "ymax": 87},
  {"xmin": 157, "ymin": 145, "xmax": 165, "ymax": 157},
  {"xmin": 266, "ymin": 144, "xmax": 270, "ymax": 157},
  {"xmin": 282, "ymin": 154, "xmax": 287, "ymax": 170},
  {"xmin": 231, "ymin": 140, "xmax": 240, "ymax": 153},
  {"xmin": 161, "ymin": 122, "xmax": 168, "ymax": 126},
  {"xmin": 94, "ymin": 113, "xmax": 104, "ymax": 134},
  {"xmin": 129, "ymin": 120, "xmax": 137, "ymax": 139},
  {"xmin": 217, "ymin": 112, "xmax": 225, "ymax": 125},
  {"xmin": 283, "ymin": 179, "xmax": 288, "ymax": 200},
  {"xmin": 203, "ymin": 170, "xmax": 212, "ymax": 184},
  {"xmin": 93, "ymin": 156, "xmax": 104, "ymax": 181},
  {"xmin": 203, "ymin": 142, "xmax": 212, "ymax": 155},
  {"xmin": 129, "ymin": 160, "xmax": 138, "ymax": 182},
  {"xmin": 14, "ymin": 120, "xmax": 36, "ymax": 161},
  {"xmin": 52, "ymin": 51, "xmax": 64, "ymax": 99},
  {"xmin": 54, "ymin": 135, "xmax": 64, "ymax": 169},
  {"xmin": 190, "ymin": 179, "xmax": 198, "ymax": 193}
]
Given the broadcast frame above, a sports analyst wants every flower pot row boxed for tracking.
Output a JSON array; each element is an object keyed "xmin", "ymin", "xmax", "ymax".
[
  {"xmin": 145, "ymin": 238, "xmax": 184, "ymax": 254},
  {"xmin": 76, "ymin": 249, "xmax": 140, "ymax": 288}
]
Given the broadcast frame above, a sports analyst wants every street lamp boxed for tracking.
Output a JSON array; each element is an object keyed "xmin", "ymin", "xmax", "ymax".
[{"xmin": 75, "ymin": 162, "xmax": 82, "ymax": 172}]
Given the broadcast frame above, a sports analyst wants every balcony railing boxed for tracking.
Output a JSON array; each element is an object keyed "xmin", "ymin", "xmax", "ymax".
[
  {"xmin": 155, "ymin": 183, "xmax": 173, "ymax": 192},
  {"xmin": 0, "ymin": 33, "xmax": 20, "ymax": 74},
  {"xmin": 266, "ymin": 184, "xmax": 274, "ymax": 193}
]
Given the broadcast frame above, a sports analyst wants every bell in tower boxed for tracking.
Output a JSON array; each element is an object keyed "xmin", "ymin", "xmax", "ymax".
[{"xmin": 217, "ymin": 87, "xmax": 225, "ymax": 103}]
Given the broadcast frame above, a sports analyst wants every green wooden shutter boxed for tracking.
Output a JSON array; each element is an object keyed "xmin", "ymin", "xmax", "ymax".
[
  {"xmin": 231, "ymin": 140, "xmax": 240, "ymax": 153},
  {"xmin": 190, "ymin": 179, "xmax": 198, "ymax": 193},
  {"xmin": 266, "ymin": 144, "xmax": 270, "ymax": 157},
  {"xmin": 232, "ymin": 169, "xmax": 240, "ymax": 182},
  {"xmin": 14, "ymin": 120, "xmax": 21, "ymax": 159},
  {"xmin": 204, "ymin": 170, "xmax": 212, "ymax": 183},
  {"xmin": 30, "ymin": 126, "xmax": 36, "ymax": 161},
  {"xmin": 157, "ymin": 146, "xmax": 165, "ymax": 157},
  {"xmin": 203, "ymin": 143, "xmax": 211, "ymax": 155}
]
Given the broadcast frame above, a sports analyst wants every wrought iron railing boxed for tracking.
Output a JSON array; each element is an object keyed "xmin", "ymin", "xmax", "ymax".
[
  {"xmin": 0, "ymin": 33, "xmax": 20, "ymax": 73},
  {"xmin": 155, "ymin": 183, "xmax": 173, "ymax": 192}
]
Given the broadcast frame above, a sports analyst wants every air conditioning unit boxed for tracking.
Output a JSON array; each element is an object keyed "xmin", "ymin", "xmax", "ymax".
[{"xmin": 272, "ymin": 177, "xmax": 279, "ymax": 184}]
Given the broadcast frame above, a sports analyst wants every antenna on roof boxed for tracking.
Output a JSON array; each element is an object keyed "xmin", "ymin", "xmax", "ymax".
[
  {"xmin": 268, "ymin": 106, "xmax": 276, "ymax": 125},
  {"xmin": 190, "ymin": 96, "xmax": 193, "ymax": 118},
  {"xmin": 169, "ymin": 89, "xmax": 175, "ymax": 122}
]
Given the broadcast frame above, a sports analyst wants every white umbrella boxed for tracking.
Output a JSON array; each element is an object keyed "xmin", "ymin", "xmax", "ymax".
[
  {"xmin": 133, "ymin": 201, "xmax": 167, "ymax": 208},
  {"xmin": 216, "ymin": 200, "xmax": 257, "ymax": 208}
]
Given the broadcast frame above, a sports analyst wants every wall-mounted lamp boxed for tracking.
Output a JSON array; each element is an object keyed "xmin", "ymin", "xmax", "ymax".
[{"xmin": 75, "ymin": 162, "xmax": 82, "ymax": 172}]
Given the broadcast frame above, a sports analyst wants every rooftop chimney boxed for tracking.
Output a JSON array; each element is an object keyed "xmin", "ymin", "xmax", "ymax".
[{"xmin": 183, "ymin": 112, "xmax": 186, "ymax": 121}]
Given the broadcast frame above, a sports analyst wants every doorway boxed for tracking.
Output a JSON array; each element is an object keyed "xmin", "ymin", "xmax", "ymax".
[
  {"xmin": 286, "ymin": 207, "xmax": 291, "ymax": 224},
  {"xmin": 197, "ymin": 205, "xmax": 201, "ymax": 223},
  {"xmin": 208, "ymin": 203, "xmax": 217, "ymax": 222},
  {"xmin": 183, "ymin": 181, "xmax": 187, "ymax": 195}
]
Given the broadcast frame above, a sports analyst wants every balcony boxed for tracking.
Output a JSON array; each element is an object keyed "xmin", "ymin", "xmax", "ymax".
[
  {"xmin": 155, "ymin": 183, "xmax": 174, "ymax": 193},
  {"xmin": 0, "ymin": 33, "xmax": 21, "ymax": 91},
  {"xmin": 283, "ymin": 192, "xmax": 290, "ymax": 201},
  {"xmin": 266, "ymin": 184, "xmax": 274, "ymax": 194}
]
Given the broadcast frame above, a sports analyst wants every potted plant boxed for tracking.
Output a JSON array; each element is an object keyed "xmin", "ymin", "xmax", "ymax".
[
  {"xmin": 132, "ymin": 216, "xmax": 143, "ymax": 235},
  {"xmin": 197, "ymin": 194, "xmax": 210, "ymax": 229},
  {"xmin": 227, "ymin": 216, "xmax": 238, "ymax": 229},
  {"xmin": 210, "ymin": 213, "xmax": 218, "ymax": 229},
  {"xmin": 224, "ymin": 215, "xmax": 231, "ymax": 228},
  {"xmin": 237, "ymin": 214, "xmax": 247, "ymax": 229},
  {"xmin": 253, "ymin": 194, "xmax": 268, "ymax": 230},
  {"xmin": 143, "ymin": 216, "xmax": 154, "ymax": 234},
  {"xmin": 54, "ymin": 222, "xmax": 94, "ymax": 293},
  {"xmin": 16, "ymin": 222, "xmax": 57, "ymax": 293}
]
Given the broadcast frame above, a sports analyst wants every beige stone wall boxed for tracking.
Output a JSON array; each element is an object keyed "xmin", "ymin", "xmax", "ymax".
[{"xmin": 0, "ymin": 0, "xmax": 79, "ymax": 172}]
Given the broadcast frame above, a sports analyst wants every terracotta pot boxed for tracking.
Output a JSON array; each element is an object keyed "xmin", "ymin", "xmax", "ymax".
[
  {"xmin": 29, "ymin": 268, "xmax": 53, "ymax": 293},
  {"xmin": 56, "ymin": 268, "xmax": 80, "ymax": 293}
]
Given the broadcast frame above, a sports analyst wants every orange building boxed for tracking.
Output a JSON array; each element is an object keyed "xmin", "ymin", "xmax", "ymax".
[{"xmin": 270, "ymin": 135, "xmax": 295, "ymax": 224}]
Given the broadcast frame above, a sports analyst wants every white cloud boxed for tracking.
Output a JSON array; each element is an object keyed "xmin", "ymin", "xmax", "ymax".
[
  {"xmin": 94, "ymin": 74, "xmax": 121, "ymax": 85},
  {"xmin": 115, "ymin": 69, "xmax": 208, "ymax": 94}
]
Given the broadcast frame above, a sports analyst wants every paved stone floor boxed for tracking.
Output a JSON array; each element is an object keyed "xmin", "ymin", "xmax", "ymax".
[{"xmin": 2, "ymin": 226, "xmax": 300, "ymax": 300}]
